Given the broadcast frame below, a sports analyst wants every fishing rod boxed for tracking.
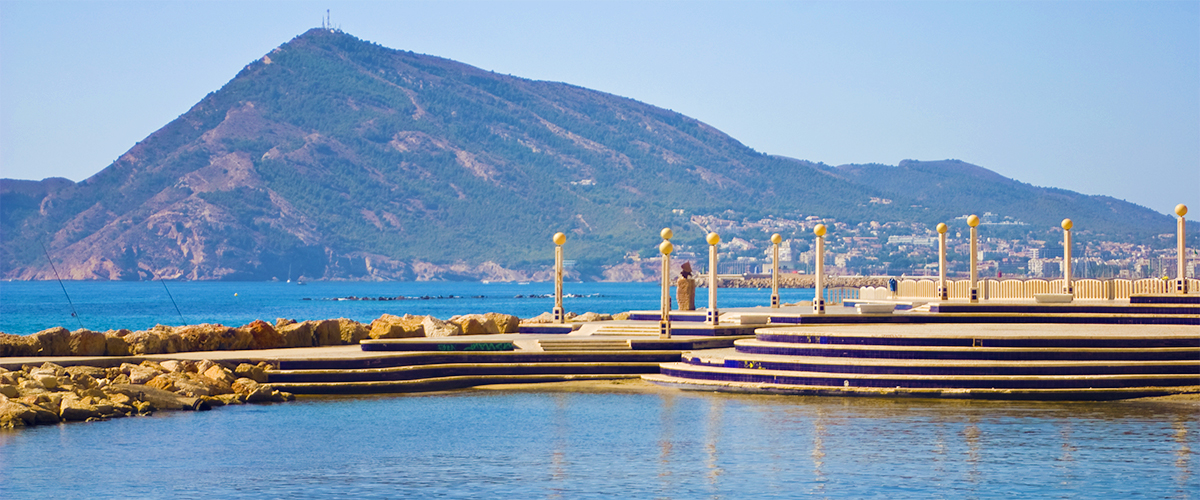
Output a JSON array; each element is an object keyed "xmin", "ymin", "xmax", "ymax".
[
  {"xmin": 157, "ymin": 274, "xmax": 186, "ymax": 324},
  {"xmin": 41, "ymin": 242, "xmax": 85, "ymax": 329}
]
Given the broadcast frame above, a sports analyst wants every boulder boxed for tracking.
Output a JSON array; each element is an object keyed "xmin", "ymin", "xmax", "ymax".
[
  {"xmin": 0, "ymin": 384, "xmax": 18, "ymax": 398},
  {"xmin": 69, "ymin": 329, "xmax": 107, "ymax": 356},
  {"xmin": 160, "ymin": 360, "xmax": 185, "ymax": 373},
  {"xmin": 612, "ymin": 311, "xmax": 632, "ymax": 321},
  {"xmin": 240, "ymin": 320, "xmax": 284, "ymax": 350},
  {"xmin": 231, "ymin": 377, "xmax": 259, "ymax": 395},
  {"xmin": 203, "ymin": 365, "xmax": 237, "ymax": 387},
  {"xmin": 368, "ymin": 314, "xmax": 424, "ymax": 339},
  {"xmin": 107, "ymin": 384, "xmax": 210, "ymax": 411},
  {"xmin": 277, "ymin": 321, "xmax": 314, "ymax": 348},
  {"xmin": 125, "ymin": 364, "xmax": 161, "ymax": 385},
  {"xmin": 523, "ymin": 312, "xmax": 555, "ymax": 324},
  {"xmin": 333, "ymin": 318, "xmax": 369, "ymax": 344},
  {"xmin": 453, "ymin": 314, "xmax": 500, "ymax": 335},
  {"xmin": 484, "ymin": 313, "xmax": 520, "ymax": 333},
  {"xmin": 0, "ymin": 334, "xmax": 39, "ymax": 357},
  {"xmin": 175, "ymin": 324, "xmax": 242, "ymax": 351},
  {"xmin": 0, "ymin": 400, "xmax": 35, "ymax": 428},
  {"xmin": 145, "ymin": 374, "xmax": 177, "ymax": 393},
  {"xmin": 573, "ymin": 312, "xmax": 612, "ymax": 322},
  {"xmin": 124, "ymin": 330, "xmax": 165, "ymax": 355},
  {"xmin": 275, "ymin": 318, "xmax": 297, "ymax": 329},
  {"xmin": 310, "ymin": 320, "xmax": 345, "ymax": 346},
  {"xmin": 421, "ymin": 316, "xmax": 462, "ymax": 338},
  {"xmin": 30, "ymin": 327, "xmax": 71, "ymax": 356},
  {"xmin": 59, "ymin": 396, "xmax": 103, "ymax": 422},
  {"xmin": 104, "ymin": 330, "xmax": 132, "ymax": 356},
  {"xmin": 234, "ymin": 363, "xmax": 268, "ymax": 384},
  {"xmin": 65, "ymin": 365, "xmax": 107, "ymax": 380}
]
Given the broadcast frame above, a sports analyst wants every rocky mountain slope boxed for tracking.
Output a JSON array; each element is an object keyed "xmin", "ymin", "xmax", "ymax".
[{"xmin": 0, "ymin": 29, "xmax": 1179, "ymax": 281}]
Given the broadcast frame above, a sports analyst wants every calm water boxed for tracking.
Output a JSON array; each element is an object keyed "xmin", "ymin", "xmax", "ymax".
[
  {"xmin": 0, "ymin": 388, "xmax": 1195, "ymax": 499},
  {"xmin": 0, "ymin": 281, "xmax": 816, "ymax": 335},
  {"xmin": 1, "ymin": 282, "xmax": 1196, "ymax": 498}
]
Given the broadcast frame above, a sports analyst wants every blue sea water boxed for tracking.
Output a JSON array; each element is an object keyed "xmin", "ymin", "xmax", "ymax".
[
  {"xmin": 0, "ymin": 388, "xmax": 1195, "ymax": 499},
  {"xmin": 0, "ymin": 281, "xmax": 815, "ymax": 335},
  {"xmin": 1, "ymin": 281, "xmax": 1196, "ymax": 498}
]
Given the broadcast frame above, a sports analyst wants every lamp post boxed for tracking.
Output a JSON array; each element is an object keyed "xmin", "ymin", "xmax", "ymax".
[
  {"xmin": 659, "ymin": 228, "xmax": 674, "ymax": 339},
  {"xmin": 1061, "ymin": 219, "xmax": 1074, "ymax": 296},
  {"xmin": 967, "ymin": 214, "xmax": 979, "ymax": 303},
  {"xmin": 770, "ymin": 233, "xmax": 782, "ymax": 308},
  {"xmin": 813, "ymin": 224, "xmax": 827, "ymax": 314},
  {"xmin": 937, "ymin": 223, "xmax": 949, "ymax": 300},
  {"xmin": 706, "ymin": 232, "xmax": 720, "ymax": 325},
  {"xmin": 552, "ymin": 232, "xmax": 566, "ymax": 324},
  {"xmin": 1176, "ymin": 204, "xmax": 1189, "ymax": 294}
]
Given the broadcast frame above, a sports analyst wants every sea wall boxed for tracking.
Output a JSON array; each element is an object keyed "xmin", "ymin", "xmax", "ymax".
[{"xmin": 0, "ymin": 312, "xmax": 523, "ymax": 358}]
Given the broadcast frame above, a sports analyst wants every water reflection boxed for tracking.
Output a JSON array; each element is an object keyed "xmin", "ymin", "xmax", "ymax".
[{"xmin": 0, "ymin": 389, "xmax": 1195, "ymax": 499}]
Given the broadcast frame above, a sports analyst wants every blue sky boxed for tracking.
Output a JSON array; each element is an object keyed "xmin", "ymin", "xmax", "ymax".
[{"xmin": 1, "ymin": 0, "xmax": 1196, "ymax": 216}]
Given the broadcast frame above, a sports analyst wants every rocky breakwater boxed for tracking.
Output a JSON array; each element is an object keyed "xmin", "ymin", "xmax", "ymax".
[
  {"xmin": 0, "ymin": 312, "xmax": 524, "ymax": 359},
  {"xmin": 0, "ymin": 359, "xmax": 292, "ymax": 429}
]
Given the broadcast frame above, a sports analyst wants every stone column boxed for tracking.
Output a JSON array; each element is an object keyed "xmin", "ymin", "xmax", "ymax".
[
  {"xmin": 968, "ymin": 214, "xmax": 979, "ymax": 303},
  {"xmin": 937, "ymin": 223, "xmax": 949, "ymax": 300},
  {"xmin": 813, "ymin": 224, "xmax": 827, "ymax": 314},
  {"xmin": 770, "ymin": 233, "xmax": 782, "ymax": 308},
  {"xmin": 662, "ymin": 236, "xmax": 672, "ymax": 338},
  {"xmin": 1176, "ymin": 204, "xmax": 1189, "ymax": 294},
  {"xmin": 706, "ymin": 232, "xmax": 721, "ymax": 325},
  {"xmin": 552, "ymin": 232, "xmax": 566, "ymax": 323},
  {"xmin": 1061, "ymin": 219, "xmax": 1074, "ymax": 295}
]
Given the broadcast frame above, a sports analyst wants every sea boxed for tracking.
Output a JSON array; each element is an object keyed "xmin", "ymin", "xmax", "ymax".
[{"xmin": 0, "ymin": 281, "xmax": 1196, "ymax": 499}]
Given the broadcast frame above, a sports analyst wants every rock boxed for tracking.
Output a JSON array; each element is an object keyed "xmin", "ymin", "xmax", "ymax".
[
  {"xmin": 104, "ymin": 331, "xmax": 131, "ymax": 356},
  {"xmin": 240, "ymin": 320, "xmax": 284, "ymax": 350},
  {"xmin": 160, "ymin": 360, "xmax": 185, "ymax": 373},
  {"xmin": 215, "ymin": 393, "xmax": 246, "ymax": 405},
  {"xmin": 27, "ymin": 402, "xmax": 60, "ymax": 424},
  {"xmin": 573, "ymin": 312, "xmax": 612, "ymax": 322},
  {"xmin": 453, "ymin": 314, "xmax": 500, "ymax": 335},
  {"xmin": 484, "ymin": 313, "xmax": 520, "ymax": 333},
  {"xmin": 524, "ymin": 312, "xmax": 555, "ymax": 324},
  {"xmin": 231, "ymin": 377, "xmax": 259, "ymax": 395},
  {"xmin": 421, "ymin": 316, "xmax": 462, "ymax": 337},
  {"xmin": 310, "ymin": 319, "xmax": 345, "ymax": 346},
  {"xmin": 244, "ymin": 385, "xmax": 274, "ymax": 403},
  {"xmin": 202, "ymin": 365, "xmax": 236, "ymax": 390},
  {"xmin": 275, "ymin": 318, "xmax": 296, "ymax": 329},
  {"xmin": 145, "ymin": 374, "xmax": 177, "ymax": 393},
  {"xmin": 194, "ymin": 359, "xmax": 215, "ymax": 374},
  {"xmin": 277, "ymin": 321, "xmax": 314, "ymax": 348},
  {"xmin": 65, "ymin": 365, "xmax": 108, "ymax": 380},
  {"xmin": 59, "ymin": 395, "xmax": 102, "ymax": 422},
  {"xmin": 0, "ymin": 333, "xmax": 39, "ymax": 357},
  {"xmin": 175, "ymin": 323, "xmax": 242, "ymax": 351},
  {"xmin": 124, "ymin": 330, "xmax": 165, "ymax": 355},
  {"xmin": 368, "ymin": 314, "xmax": 424, "ymax": 339},
  {"xmin": 30, "ymin": 327, "xmax": 71, "ymax": 356},
  {"xmin": 107, "ymin": 384, "xmax": 210, "ymax": 411},
  {"xmin": 234, "ymin": 363, "xmax": 268, "ymax": 384},
  {"xmin": 0, "ymin": 400, "xmax": 35, "ymax": 428},
  {"xmin": 612, "ymin": 312, "xmax": 632, "ymax": 321},
  {"xmin": 333, "ymin": 318, "xmax": 369, "ymax": 344},
  {"xmin": 0, "ymin": 385, "xmax": 18, "ymax": 398},
  {"xmin": 69, "ymin": 329, "xmax": 107, "ymax": 356},
  {"xmin": 125, "ymin": 364, "xmax": 161, "ymax": 385}
]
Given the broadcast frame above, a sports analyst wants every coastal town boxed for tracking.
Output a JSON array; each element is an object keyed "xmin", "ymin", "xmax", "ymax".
[{"xmin": 656, "ymin": 211, "xmax": 1198, "ymax": 281}]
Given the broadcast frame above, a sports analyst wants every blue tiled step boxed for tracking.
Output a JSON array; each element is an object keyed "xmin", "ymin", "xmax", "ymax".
[
  {"xmin": 658, "ymin": 362, "xmax": 1200, "ymax": 390},
  {"xmin": 733, "ymin": 339, "xmax": 1200, "ymax": 361}
]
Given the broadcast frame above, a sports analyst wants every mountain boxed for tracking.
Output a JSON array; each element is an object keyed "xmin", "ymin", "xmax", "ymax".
[{"xmin": 0, "ymin": 29, "xmax": 1180, "ymax": 281}]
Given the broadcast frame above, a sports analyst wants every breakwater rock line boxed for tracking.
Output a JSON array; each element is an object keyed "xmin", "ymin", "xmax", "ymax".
[
  {"xmin": 0, "ymin": 359, "xmax": 293, "ymax": 429},
  {"xmin": 0, "ymin": 312, "xmax": 525, "ymax": 358}
]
